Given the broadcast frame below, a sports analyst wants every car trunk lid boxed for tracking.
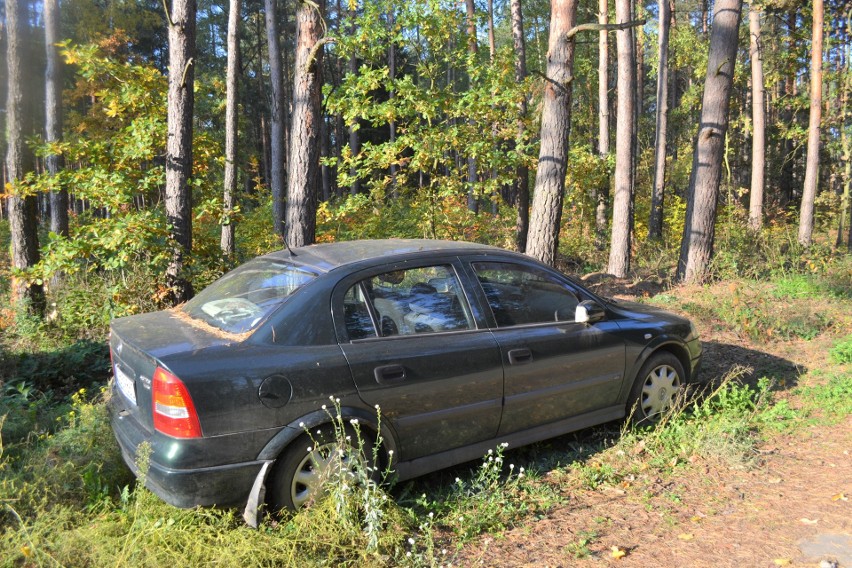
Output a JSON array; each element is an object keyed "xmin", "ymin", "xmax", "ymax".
[{"xmin": 110, "ymin": 310, "xmax": 242, "ymax": 432}]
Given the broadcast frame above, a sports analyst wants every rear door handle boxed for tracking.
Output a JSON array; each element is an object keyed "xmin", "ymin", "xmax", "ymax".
[
  {"xmin": 374, "ymin": 364, "xmax": 406, "ymax": 384},
  {"xmin": 508, "ymin": 348, "xmax": 533, "ymax": 365}
]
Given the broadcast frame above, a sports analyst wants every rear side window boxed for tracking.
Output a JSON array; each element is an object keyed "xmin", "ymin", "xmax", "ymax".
[
  {"xmin": 343, "ymin": 265, "xmax": 474, "ymax": 340},
  {"xmin": 183, "ymin": 260, "xmax": 317, "ymax": 334},
  {"xmin": 472, "ymin": 262, "xmax": 579, "ymax": 327}
]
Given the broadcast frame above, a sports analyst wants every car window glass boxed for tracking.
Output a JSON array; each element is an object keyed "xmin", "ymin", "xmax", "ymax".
[
  {"xmin": 183, "ymin": 260, "xmax": 317, "ymax": 334},
  {"xmin": 343, "ymin": 283, "xmax": 378, "ymax": 340},
  {"xmin": 363, "ymin": 265, "xmax": 473, "ymax": 336},
  {"xmin": 472, "ymin": 262, "xmax": 579, "ymax": 327}
]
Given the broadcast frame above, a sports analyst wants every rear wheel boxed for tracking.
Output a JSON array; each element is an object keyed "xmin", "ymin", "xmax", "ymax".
[
  {"xmin": 268, "ymin": 424, "xmax": 375, "ymax": 511},
  {"xmin": 627, "ymin": 352, "xmax": 684, "ymax": 424}
]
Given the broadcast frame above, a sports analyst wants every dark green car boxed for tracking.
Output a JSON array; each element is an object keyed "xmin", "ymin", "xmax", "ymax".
[{"xmin": 108, "ymin": 239, "xmax": 701, "ymax": 513}]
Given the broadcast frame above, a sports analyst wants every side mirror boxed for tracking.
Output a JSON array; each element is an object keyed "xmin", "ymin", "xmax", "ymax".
[{"xmin": 575, "ymin": 300, "xmax": 605, "ymax": 324}]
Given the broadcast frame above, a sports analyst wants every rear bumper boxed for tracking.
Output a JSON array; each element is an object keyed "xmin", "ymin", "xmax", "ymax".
[{"xmin": 109, "ymin": 391, "xmax": 264, "ymax": 508}]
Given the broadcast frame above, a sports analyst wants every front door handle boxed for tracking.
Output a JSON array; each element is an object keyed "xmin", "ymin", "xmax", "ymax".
[
  {"xmin": 374, "ymin": 364, "xmax": 406, "ymax": 384},
  {"xmin": 508, "ymin": 348, "xmax": 533, "ymax": 365}
]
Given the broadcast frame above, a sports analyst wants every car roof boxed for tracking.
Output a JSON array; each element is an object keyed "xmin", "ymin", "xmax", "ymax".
[{"xmin": 264, "ymin": 239, "xmax": 507, "ymax": 273}]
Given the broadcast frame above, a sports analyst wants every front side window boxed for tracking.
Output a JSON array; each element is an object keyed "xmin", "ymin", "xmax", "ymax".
[
  {"xmin": 472, "ymin": 262, "xmax": 579, "ymax": 327},
  {"xmin": 183, "ymin": 260, "xmax": 317, "ymax": 334},
  {"xmin": 344, "ymin": 264, "xmax": 474, "ymax": 340}
]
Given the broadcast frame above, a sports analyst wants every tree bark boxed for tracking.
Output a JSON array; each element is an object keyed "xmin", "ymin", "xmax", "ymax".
[
  {"xmin": 45, "ymin": 0, "xmax": 68, "ymax": 238},
  {"xmin": 798, "ymin": 0, "xmax": 824, "ymax": 247},
  {"xmin": 748, "ymin": 6, "xmax": 765, "ymax": 231},
  {"xmin": 595, "ymin": 0, "xmax": 609, "ymax": 250},
  {"xmin": 265, "ymin": 0, "xmax": 286, "ymax": 237},
  {"xmin": 677, "ymin": 0, "xmax": 743, "ymax": 284},
  {"xmin": 648, "ymin": 0, "xmax": 671, "ymax": 240},
  {"xmin": 388, "ymin": 4, "xmax": 398, "ymax": 194},
  {"xmin": 525, "ymin": 0, "xmax": 578, "ymax": 266},
  {"xmin": 606, "ymin": 0, "xmax": 635, "ymax": 277},
  {"xmin": 285, "ymin": 0, "xmax": 324, "ymax": 248},
  {"xmin": 221, "ymin": 0, "xmax": 240, "ymax": 256},
  {"xmin": 6, "ymin": 0, "xmax": 44, "ymax": 313},
  {"xmin": 465, "ymin": 0, "xmax": 479, "ymax": 213},
  {"xmin": 347, "ymin": 5, "xmax": 360, "ymax": 196},
  {"xmin": 511, "ymin": 0, "xmax": 529, "ymax": 253},
  {"xmin": 165, "ymin": 0, "xmax": 197, "ymax": 303}
]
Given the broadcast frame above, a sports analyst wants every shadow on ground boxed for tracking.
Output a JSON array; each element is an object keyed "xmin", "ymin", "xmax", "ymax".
[{"xmin": 699, "ymin": 340, "xmax": 803, "ymax": 389}]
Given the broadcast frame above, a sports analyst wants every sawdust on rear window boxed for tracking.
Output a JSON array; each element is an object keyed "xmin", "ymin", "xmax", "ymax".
[{"xmin": 168, "ymin": 306, "xmax": 253, "ymax": 342}]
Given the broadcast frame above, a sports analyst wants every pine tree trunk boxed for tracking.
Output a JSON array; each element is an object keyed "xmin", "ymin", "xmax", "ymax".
[
  {"xmin": 221, "ymin": 0, "xmax": 240, "ymax": 256},
  {"xmin": 465, "ymin": 0, "xmax": 479, "ymax": 213},
  {"xmin": 595, "ymin": 0, "xmax": 609, "ymax": 250},
  {"xmin": 511, "ymin": 0, "xmax": 529, "ymax": 252},
  {"xmin": 165, "ymin": 0, "xmax": 196, "ymax": 303},
  {"xmin": 266, "ymin": 0, "xmax": 286, "ymax": 237},
  {"xmin": 6, "ymin": 0, "xmax": 44, "ymax": 314},
  {"xmin": 347, "ymin": 5, "xmax": 360, "ymax": 196},
  {"xmin": 649, "ymin": 0, "xmax": 671, "ymax": 240},
  {"xmin": 388, "ymin": 5, "xmax": 398, "ymax": 194},
  {"xmin": 798, "ymin": 0, "xmax": 824, "ymax": 247},
  {"xmin": 748, "ymin": 6, "xmax": 766, "ymax": 231},
  {"xmin": 677, "ymin": 0, "xmax": 743, "ymax": 284},
  {"xmin": 285, "ymin": 0, "xmax": 324, "ymax": 248},
  {"xmin": 45, "ymin": 0, "xmax": 68, "ymax": 238},
  {"xmin": 606, "ymin": 0, "xmax": 635, "ymax": 278},
  {"xmin": 525, "ymin": 0, "xmax": 578, "ymax": 266}
]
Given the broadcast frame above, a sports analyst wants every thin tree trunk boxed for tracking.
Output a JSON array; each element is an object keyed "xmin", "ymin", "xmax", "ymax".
[
  {"xmin": 487, "ymin": 0, "xmax": 496, "ymax": 61},
  {"xmin": 677, "ymin": 0, "xmax": 743, "ymax": 284},
  {"xmin": 525, "ymin": 0, "xmax": 578, "ymax": 266},
  {"xmin": 221, "ymin": 0, "xmax": 240, "ymax": 256},
  {"xmin": 165, "ymin": 0, "xmax": 197, "ymax": 303},
  {"xmin": 748, "ymin": 6, "xmax": 765, "ymax": 231},
  {"xmin": 347, "ymin": 5, "xmax": 360, "ymax": 196},
  {"xmin": 285, "ymin": 0, "xmax": 324, "ymax": 247},
  {"xmin": 6, "ymin": 0, "xmax": 44, "ymax": 313},
  {"xmin": 595, "ymin": 0, "xmax": 609, "ymax": 250},
  {"xmin": 465, "ymin": 0, "xmax": 479, "ymax": 213},
  {"xmin": 45, "ymin": 0, "xmax": 68, "ymax": 238},
  {"xmin": 838, "ymin": 13, "xmax": 851, "ymax": 250},
  {"xmin": 266, "ymin": 0, "xmax": 286, "ymax": 237},
  {"xmin": 606, "ymin": 0, "xmax": 635, "ymax": 277},
  {"xmin": 649, "ymin": 0, "xmax": 671, "ymax": 240},
  {"xmin": 388, "ymin": 5, "xmax": 398, "ymax": 194},
  {"xmin": 779, "ymin": 12, "xmax": 796, "ymax": 208},
  {"xmin": 511, "ymin": 0, "xmax": 529, "ymax": 252},
  {"xmin": 798, "ymin": 0, "xmax": 824, "ymax": 246}
]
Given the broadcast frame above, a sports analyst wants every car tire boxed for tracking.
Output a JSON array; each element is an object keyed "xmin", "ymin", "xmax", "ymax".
[
  {"xmin": 626, "ymin": 351, "xmax": 685, "ymax": 425},
  {"xmin": 267, "ymin": 423, "xmax": 376, "ymax": 512}
]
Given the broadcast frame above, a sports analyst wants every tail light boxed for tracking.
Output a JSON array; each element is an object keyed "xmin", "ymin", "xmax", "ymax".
[{"xmin": 152, "ymin": 367, "xmax": 202, "ymax": 438}]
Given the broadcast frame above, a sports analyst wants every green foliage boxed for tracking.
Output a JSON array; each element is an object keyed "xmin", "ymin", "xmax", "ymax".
[
  {"xmin": 0, "ymin": 340, "xmax": 109, "ymax": 396},
  {"xmin": 316, "ymin": 193, "xmax": 516, "ymax": 247},
  {"xmin": 715, "ymin": 281, "xmax": 833, "ymax": 341},
  {"xmin": 795, "ymin": 374, "xmax": 852, "ymax": 418},
  {"xmin": 829, "ymin": 336, "xmax": 852, "ymax": 364},
  {"xmin": 325, "ymin": 0, "xmax": 536, "ymax": 208}
]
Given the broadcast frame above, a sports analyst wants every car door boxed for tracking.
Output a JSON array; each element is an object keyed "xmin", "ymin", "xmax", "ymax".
[
  {"xmin": 467, "ymin": 260, "xmax": 627, "ymax": 436},
  {"xmin": 334, "ymin": 260, "xmax": 504, "ymax": 461}
]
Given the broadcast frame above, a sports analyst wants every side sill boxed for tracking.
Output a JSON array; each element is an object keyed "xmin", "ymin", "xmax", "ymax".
[{"xmin": 393, "ymin": 405, "xmax": 625, "ymax": 482}]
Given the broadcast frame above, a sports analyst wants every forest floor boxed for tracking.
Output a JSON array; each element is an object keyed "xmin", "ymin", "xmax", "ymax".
[{"xmin": 457, "ymin": 277, "xmax": 852, "ymax": 568}]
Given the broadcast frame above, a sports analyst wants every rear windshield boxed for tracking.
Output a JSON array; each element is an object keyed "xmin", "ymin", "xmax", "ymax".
[{"xmin": 183, "ymin": 259, "xmax": 318, "ymax": 334}]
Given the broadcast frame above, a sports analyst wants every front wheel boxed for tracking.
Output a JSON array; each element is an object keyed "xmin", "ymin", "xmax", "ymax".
[
  {"xmin": 627, "ymin": 352, "xmax": 685, "ymax": 424},
  {"xmin": 267, "ymin": 424, "xmax": 375, "ymax": 512}
]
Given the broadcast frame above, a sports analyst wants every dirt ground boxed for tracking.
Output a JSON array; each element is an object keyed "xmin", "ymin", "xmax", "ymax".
[{"xmin": 457, "ymin": 279, "xmax": 852, "ymax": 568}]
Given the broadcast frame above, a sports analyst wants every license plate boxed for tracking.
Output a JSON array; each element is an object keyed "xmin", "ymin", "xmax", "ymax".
[{"xmin": 115, "ymin": 365, "xmax": 137, "ymax": 405}]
